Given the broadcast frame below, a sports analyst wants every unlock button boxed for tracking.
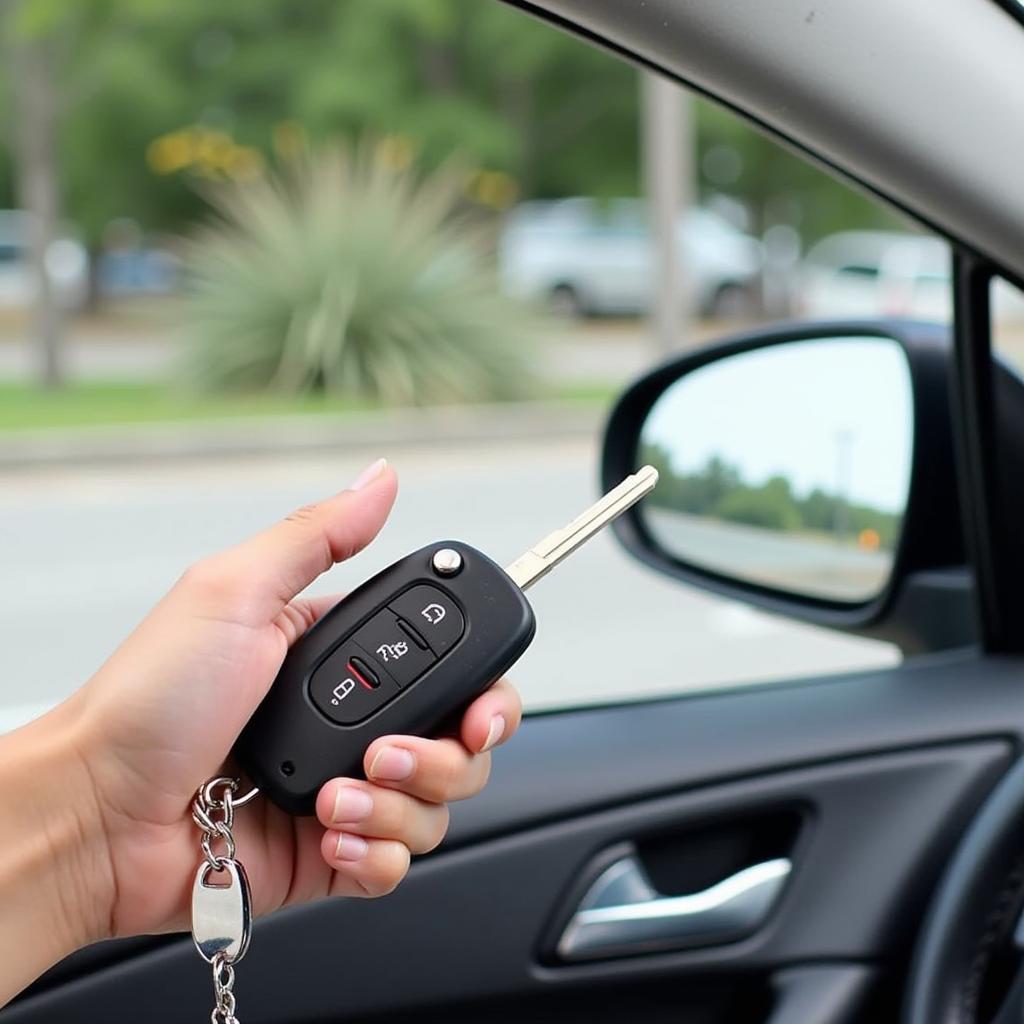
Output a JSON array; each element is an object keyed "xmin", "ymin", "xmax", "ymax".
[
  {"xmin": 352, "ymin": 610, "xmax": 437, "ymax": 687},
  {"xmin": 389, "ymin": 586, "xmax": 465, "ymax": 656}
]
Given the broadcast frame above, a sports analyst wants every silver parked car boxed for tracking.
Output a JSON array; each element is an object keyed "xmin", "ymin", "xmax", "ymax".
[
  {"xmin": 498, "ymin": 197, "xmax": 762, "ymax": 317},
  {"xmin": 799, "ymin": 229, "xmax": 1024, "ymax": 323}
]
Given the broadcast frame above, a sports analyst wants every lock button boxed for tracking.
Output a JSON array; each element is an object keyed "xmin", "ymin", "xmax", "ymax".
[
  {"xmin": 309, "ymin": 642, "xmax": 400, "ymax": 725},
  {"xmin": 389, "ymin": 586, "xmax": 465, "ymax": 656}
]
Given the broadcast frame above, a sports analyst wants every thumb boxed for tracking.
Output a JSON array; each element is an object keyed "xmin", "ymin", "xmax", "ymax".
[{"xmin": 186, "ymin": 458, "xmax": 398, "ymax": 624}]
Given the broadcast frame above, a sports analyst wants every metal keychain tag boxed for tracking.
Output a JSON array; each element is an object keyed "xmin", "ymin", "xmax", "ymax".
[{"xmin": 191, "ymin": 776, "xmax": 259, "ymax": 1024}]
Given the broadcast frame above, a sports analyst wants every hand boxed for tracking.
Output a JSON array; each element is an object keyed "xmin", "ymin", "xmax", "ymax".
[{"xmin": 0, "ymin": 459, "xmax": 522, "ymax": 1004}]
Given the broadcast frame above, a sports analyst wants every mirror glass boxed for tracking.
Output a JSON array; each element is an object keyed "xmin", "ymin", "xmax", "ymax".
[{"xmin": 638, "ymin": 336, "xmax": 913, "ymax": 603}]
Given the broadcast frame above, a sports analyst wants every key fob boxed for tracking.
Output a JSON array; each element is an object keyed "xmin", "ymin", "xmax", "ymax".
[{"xmin": 233, "ymin": 541, "xmax": 535, "ymax": 815}]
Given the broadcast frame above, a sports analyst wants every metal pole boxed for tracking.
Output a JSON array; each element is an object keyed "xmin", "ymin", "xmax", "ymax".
[
  {"xmin": 834, "ymin": 428, "xmax": 854, "ymax": 542},
  {"xmin": 7, "ymin": 1, "xmax": 64, "ymax": 388},
  {"xmin": 641, "ymin": 71, "xmax": 694, "ymax": 354}
]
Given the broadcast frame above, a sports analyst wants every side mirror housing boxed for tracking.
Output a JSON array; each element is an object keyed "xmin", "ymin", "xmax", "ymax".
[{"xmin": 601, "ymin": 320, "xmax": 974, "ymax": 654}]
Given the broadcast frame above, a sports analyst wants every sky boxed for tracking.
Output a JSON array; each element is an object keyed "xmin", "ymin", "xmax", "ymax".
[{"xmin": 643, "ymin": 336, "xmax": 913, "ymax": 513}]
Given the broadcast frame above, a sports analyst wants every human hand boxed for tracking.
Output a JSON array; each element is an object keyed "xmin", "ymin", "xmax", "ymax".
[{"xmin": 0, "ymin": 459, "xmax": 521, "ymax": 1003}]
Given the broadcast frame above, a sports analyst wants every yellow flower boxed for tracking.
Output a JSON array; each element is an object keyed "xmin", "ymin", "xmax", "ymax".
[
  {"xmin": 146, "ymin": 131, "xmax": 195, "ymax": 175},
  {"xmin": 375, "ymin": 135, "xmax": 414, "ymax": 172},
  {"xmin": 468, "ymin": 170, "xmax": 519, "ymax": 210}
]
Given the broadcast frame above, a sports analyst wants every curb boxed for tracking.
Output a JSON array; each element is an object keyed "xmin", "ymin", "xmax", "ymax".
[{"xmin": 0, "ymin": 401, "xmax": 607, "ymax": 470}]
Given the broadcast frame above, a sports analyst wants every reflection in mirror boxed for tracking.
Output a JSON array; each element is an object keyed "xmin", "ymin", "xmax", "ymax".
[{"xmin": 638, "ymin": 337, "xmax": 913, "ymax": 602}]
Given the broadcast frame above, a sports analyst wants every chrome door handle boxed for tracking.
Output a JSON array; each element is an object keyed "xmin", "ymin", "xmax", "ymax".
[{"xmin": 557, "ymin": 854, "xmax": 792, "ymax": 961}]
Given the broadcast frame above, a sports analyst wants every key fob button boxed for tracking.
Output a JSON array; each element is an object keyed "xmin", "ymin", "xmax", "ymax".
[
  {"xmin": 389, "ymin": 585, "xmax": 465, "ymax": 656},
  {"xmin": 352, "ymin": 610, "xmax": 436, "ymax": 687},
  {"xmin": 396, "ymin": 617, "xmax": 430, "ymax": 650},
  {"xmin": 309, "ymin": 643, "xmax": 400, "ymax": 725}
]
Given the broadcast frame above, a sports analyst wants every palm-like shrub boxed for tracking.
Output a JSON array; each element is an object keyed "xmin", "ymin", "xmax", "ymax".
[{"xmin": 181, "ymin": 145, "xmax": 536, "ymax": 404}]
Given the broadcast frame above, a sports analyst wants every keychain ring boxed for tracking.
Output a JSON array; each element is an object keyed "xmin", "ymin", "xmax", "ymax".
[
  {"xmin": 199, "ymin": 776, "xmax": 260, "ymax": 810},
  {"xmin": 231, "ymin": 785, "xmax": 260, "ymax": 808}
]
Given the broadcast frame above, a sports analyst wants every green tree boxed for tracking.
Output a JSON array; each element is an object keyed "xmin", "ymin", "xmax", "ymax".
[
  {"xmin": 696, "ymin": 102, "xmax": 905, "ymax": 242},
  {"xmin": 716, "ymin": 474, "xmax": 802, "ymax": 532},
  {"xmin": 1, "ymin": 0, "xmax": 185, "ymax": 384},
  {"xmin": 51, "ymin": 0, "xmax": 641, "ymax": 241},
  {"xmin": 800, "ymin": 487, "xmax": 838, "ymax": 533},
  {"xmin": 4, "ymin": 0, "xmax": 899, "ymax": 254},
  {"xmin": 0, "ymin": 0, "xmax": 913, "ymax": 394}
]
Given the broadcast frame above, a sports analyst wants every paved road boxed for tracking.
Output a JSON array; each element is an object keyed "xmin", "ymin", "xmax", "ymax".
[
  {"xmin": 0, "ymin": 438, "xmax": 898, "ymax": 731},
  {"xmin": 646, "ymin": 507, "xmax": 891, "ymax": 600}
]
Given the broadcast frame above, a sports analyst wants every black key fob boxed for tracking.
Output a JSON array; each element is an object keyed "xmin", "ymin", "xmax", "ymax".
[{"xmin": 233, "ymin": 541, "xmax": 535, "ymax": 815}]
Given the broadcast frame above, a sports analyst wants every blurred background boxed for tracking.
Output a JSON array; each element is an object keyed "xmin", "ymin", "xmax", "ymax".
[{"xmin": 2, "ymin": 0, "xmax": 1022, "ymax": 731}]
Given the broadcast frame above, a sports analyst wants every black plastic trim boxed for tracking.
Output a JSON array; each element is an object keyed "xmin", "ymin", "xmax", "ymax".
[
  {"xmin": 768, "ymin": 966, "xmax": 876, "ymax": 1024},
  {"xmin": 951, "ymin": 250, "xmax": 1024, "ymax": 654},
  {"xmin": 990, "ymin": 0, "xmax": 1024, "ymax": 32},
  {"xmin": 952, "ymin": 252, "xmax": 1001, "ymax": 649}
]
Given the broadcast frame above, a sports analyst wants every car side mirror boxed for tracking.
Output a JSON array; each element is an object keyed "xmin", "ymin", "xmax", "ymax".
[{"xmin": 602, "ymin": 321, "xmax": 973, "ymax": 654}]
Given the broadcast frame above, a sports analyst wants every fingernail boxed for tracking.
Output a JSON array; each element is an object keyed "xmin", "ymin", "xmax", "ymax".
[
  {"xmin": 481, "ymin": 714, "xmax": 506, "ymax": 752},
  {"xmin": 369, "ymin": 747, "xmax": 416, "ymax": 781},
  {"xmin": 332, "ymin": 786, "xmax": 374, "ymax": 824},
  {"xmin": 334, "ymin": 832, "xmax": 369, "ymax": 862},
  {"xmin": 349, "ymin": 458, "xmax": 387, "ymax": 491}
]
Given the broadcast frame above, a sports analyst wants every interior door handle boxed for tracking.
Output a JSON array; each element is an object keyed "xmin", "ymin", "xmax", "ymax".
[{"xmin": 557, "ymin": 854, "xmax": 792, "ymax": 961}]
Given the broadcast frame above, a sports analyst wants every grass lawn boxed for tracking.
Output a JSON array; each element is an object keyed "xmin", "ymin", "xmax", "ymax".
[{"xmin": 0, "ymin": 380, "xmax": 615, "ymax": 432}]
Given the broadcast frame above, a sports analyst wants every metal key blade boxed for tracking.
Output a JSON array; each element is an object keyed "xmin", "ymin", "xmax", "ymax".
[{"xmin": 504, "ymin": 465, "xmax": 659, "ymax": 591}]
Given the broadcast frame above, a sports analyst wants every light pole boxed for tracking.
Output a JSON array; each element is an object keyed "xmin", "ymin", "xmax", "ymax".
[
  {"xmin": 834, "ymin": 429, "xmax": 854, "ymax": 542},
  {"xmin": 641, "ymin": 71, "xmax": 695, "ymax": 355}
]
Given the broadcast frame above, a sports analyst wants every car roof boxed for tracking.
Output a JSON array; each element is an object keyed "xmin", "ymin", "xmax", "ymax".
[
  {"xmin": 504, "ymin": 197, "xmax": 749, "ymax": 238},
  {"xmin": 805, "ymin": 231, "xmax": 949, "ymax": 271}
]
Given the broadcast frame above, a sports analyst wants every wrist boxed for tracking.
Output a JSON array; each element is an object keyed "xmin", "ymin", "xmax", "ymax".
[{"xmin": 0, "ymin": 699, "xmax": 115, "ymax": 988}]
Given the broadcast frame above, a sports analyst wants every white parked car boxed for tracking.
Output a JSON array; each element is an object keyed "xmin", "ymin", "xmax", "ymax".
[
  {"xmin": 798, "ymin": 229, "xmax": 1024, "ymax": 323},
  {"xmin": 0, "ymin": 210, "xmax": 89, "ymax": 311},
  {"xmin": 498, "ymin": 197, "xmax": 762, "ymax": 317}
]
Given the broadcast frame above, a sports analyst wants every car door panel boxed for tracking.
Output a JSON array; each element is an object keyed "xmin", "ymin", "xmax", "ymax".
[{"xmin": 6, "ymin": 654, "xmax": 1018, "ymax": 1023}]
